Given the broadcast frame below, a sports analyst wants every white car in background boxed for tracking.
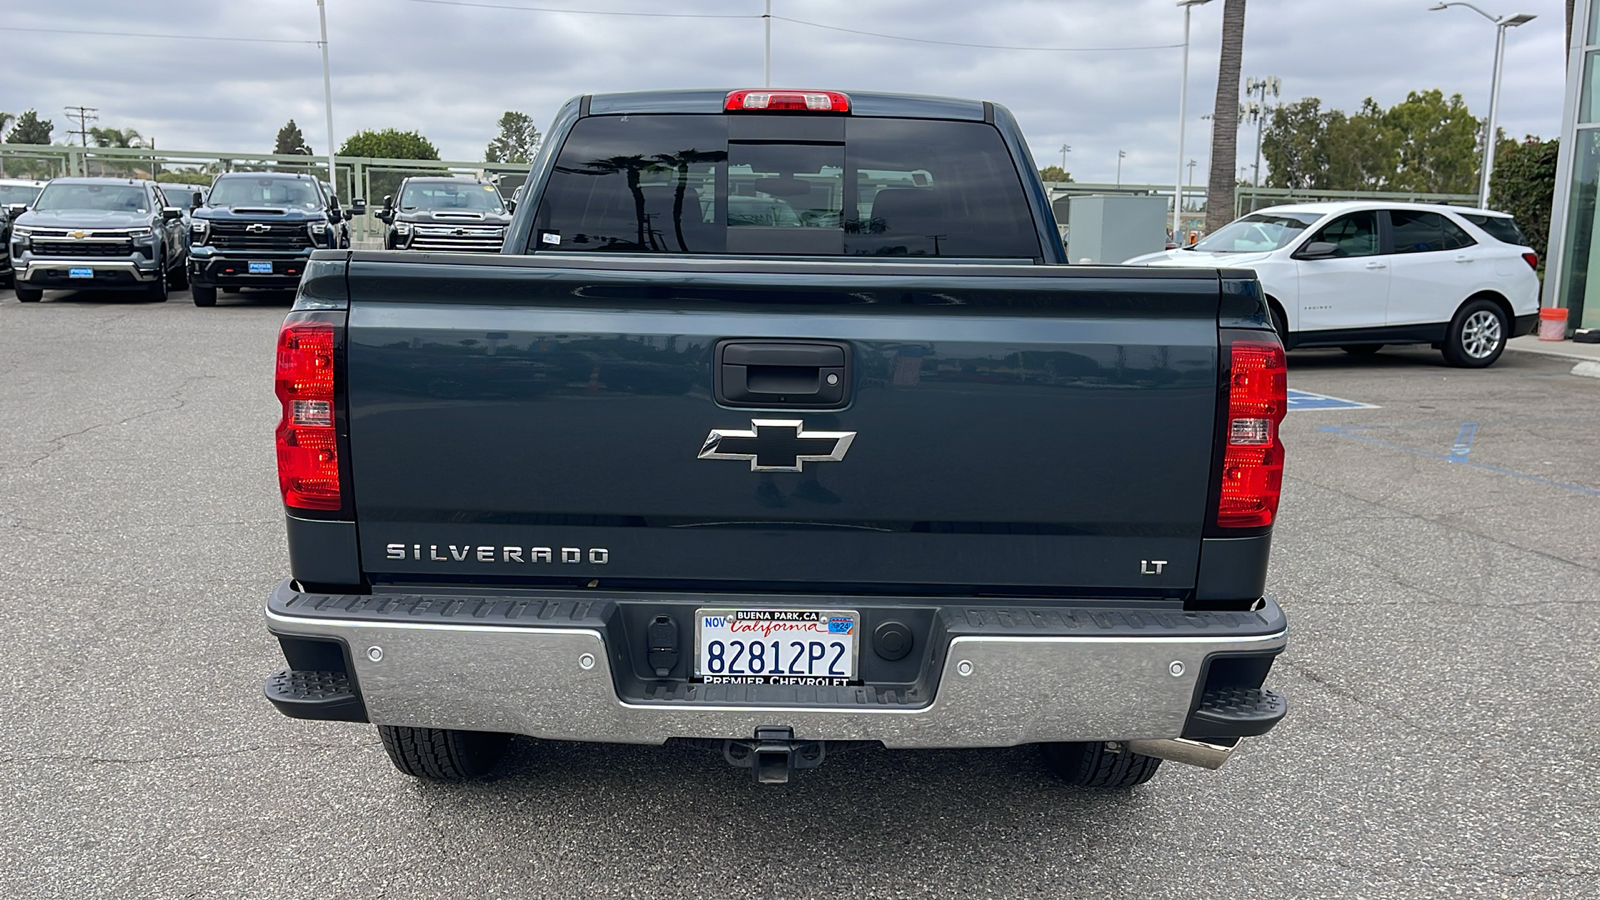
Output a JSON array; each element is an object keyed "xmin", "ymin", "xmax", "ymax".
[{"xmin": 1126, "ymin": 202, "xmax": 1540, "ymax": 367}]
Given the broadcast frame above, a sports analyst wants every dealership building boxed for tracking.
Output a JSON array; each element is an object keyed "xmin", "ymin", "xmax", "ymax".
[{"xmin": 1550, "ymin": 0, "xmax": 1600, "ymax": 334}]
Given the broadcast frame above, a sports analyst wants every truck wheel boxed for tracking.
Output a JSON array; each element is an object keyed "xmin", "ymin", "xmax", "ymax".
[
  {"xmin": 377, "ymin": 724, "xmax": 511, "ymax": 781},
  {"xmin": 1041, "ymin": 742, "xmax": 1162, "ymax": 788},
  {"xmin": 1442, "ymin": 298, "xmax": 1507, "ymax": 368},
  {"xmin": 15, "ymin": 286, "xmax": 44, "ymax": 302},
  {"xmin": 147, "ymin": 261, "xmax": 170, "ymax": 302}
]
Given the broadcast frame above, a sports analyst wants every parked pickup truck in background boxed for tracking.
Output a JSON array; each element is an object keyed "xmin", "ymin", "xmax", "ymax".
[
  {"xmin": 376, "ymin": 175, "xmax": 512, "ymax": 252},
  {"xmin": 264, "ymin": 89, "xmax": 1290, "ymax": 789},
  {"xmin": 8, "ymin": 177, "xmax": 189, "ymax": 302},
  {"xmin": 188, "ymin": 171, "xmax": 362, "ymax": 307}
]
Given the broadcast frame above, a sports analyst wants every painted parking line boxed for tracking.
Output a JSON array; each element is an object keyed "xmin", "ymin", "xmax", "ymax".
[
  {"xmin": 1319, "ymin": 425, "xmax": 1600, "ymax": 499},
  {"xmin": 1448, "ymin": 422, "xmax": 1478, "ymax": 462},
  {"xmin": 1286, "ymin": 389, "xmax": 1380, "ymax": 411}
]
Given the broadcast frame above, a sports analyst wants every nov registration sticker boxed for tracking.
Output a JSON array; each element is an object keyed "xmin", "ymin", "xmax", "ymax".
[{"xmin": 695, "ymin": 609, "xmax": 859, "ymax": 686}]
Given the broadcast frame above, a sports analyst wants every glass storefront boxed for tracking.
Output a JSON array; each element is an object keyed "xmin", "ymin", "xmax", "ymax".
[{"xmin": 1554, "ymin": 11, "xmax": 1600, "ymax": 331}]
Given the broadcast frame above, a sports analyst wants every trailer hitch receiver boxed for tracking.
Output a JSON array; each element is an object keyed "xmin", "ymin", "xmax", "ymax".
[{"xmin": 723, "ymin": 727, "xmax": 826, "ymax": 784}]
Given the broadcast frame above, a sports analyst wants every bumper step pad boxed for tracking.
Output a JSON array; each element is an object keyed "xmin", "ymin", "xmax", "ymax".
[
  {"xmin": 264, "ymin": 668, "xmax": 368, "ymax": 722},
  {"xmin": 1185, "ymin": 686, "xmax": 1286, "ymax": 738}
]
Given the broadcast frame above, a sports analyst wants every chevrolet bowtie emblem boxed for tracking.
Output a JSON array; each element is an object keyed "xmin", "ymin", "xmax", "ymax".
[
  {"xmin": 699, "ymin": 419, "xmax": 855, "ymax": 472},
  {"xmin": 68, "ymin": 231, "xmax": 88, "ymax": 239},
  {"xmin": 246, "ymin": 223, "xmax": 271, "ymax": 234}
]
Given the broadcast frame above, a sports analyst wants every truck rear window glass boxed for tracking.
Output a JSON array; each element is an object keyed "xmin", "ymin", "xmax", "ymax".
[
  {"xmin": 1460, "ymin": 212, "xmax": 1527, "ymax": 246},
  {"xmin": 531, "ymin": 114, "xmax": 1041, "ymax": 259}
]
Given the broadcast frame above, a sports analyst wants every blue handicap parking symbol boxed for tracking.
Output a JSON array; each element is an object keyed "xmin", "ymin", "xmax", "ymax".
[{"xmin": 1286, "ymin": 389, "xmax": 1379, "ymax": 411}]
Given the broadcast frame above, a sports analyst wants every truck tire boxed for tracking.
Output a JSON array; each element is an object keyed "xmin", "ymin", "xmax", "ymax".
[
  {"xmin": 377, "ymin": 725, "xmax": 511, "ymax": 781},
  {"xmin": 192, "ymin": 286, "xmax": 217, "ymax": 307},
  {"xmin": 147, "ymin": 260, "xmax": 170, "ymax": 302},
  {"xmin": 15, "ymin": 286, "xmax": 44, "ymax": 302},
  {"xmin": 1041, "ymin": 742, "xmax": 1162, "ymax": 788},
  {"xmin": 1441, "ymin": 298, "xmax": 1507, "ymax": 368}
]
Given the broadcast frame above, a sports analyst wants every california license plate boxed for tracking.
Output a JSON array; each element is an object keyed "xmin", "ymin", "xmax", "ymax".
[
  {"xmin": 68, "ymin": 267, "xmax": 93, "ymax": 279},
  {"xmin": 248, "ymin": 261, "xmax": 273, "ymax": 274},
  {"xmin": 695, "ymin": 609, "xmax": 859, "ymax": 685}
]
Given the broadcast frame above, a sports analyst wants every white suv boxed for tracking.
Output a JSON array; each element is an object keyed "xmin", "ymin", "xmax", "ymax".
[{"xmin": 1127, "ymin": 202, "xmax": 1540, "ymax": 367}]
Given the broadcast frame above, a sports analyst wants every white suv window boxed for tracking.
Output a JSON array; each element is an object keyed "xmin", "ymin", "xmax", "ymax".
[{"xmin": 1303, "ymin": 211, "xmax": 1379, "ymax": 258}]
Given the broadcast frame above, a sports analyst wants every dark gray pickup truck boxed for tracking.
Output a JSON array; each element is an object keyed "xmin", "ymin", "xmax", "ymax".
[{"xmin": 264, "ymin": 88, "xmax": 1290, "ymax": 788}]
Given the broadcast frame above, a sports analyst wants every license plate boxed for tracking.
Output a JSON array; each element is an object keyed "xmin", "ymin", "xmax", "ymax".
[
  {"xmin": 248, "ymin": 261, "xmax": 273, "ymax": 274},
  {"xmin": 68, "ymin": 267, "xmax": 93, "ymax": 279},
  {"xmin": 695, "ymin": 609, "xmax": 859, "ymax": 685}
]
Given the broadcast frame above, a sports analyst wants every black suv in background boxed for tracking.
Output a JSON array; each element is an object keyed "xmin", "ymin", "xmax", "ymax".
[
  {"xmin": 187, "ymin": 172, "xmax": 362, "ymax": 307},
  {"xmin": 7, "ymin": 178, "xmax": 189, "ymax": 302},
  {"xmin": 378, "ymin": 176, "xmax": 511, "ymax": 252}
]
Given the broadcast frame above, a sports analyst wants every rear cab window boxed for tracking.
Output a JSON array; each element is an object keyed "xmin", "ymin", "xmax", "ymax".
[{"xmin": 529, "ymin": 113, "xmax": 1042, "ymax": 259}]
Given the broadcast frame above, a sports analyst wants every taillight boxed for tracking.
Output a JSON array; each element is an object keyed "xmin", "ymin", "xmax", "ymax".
[
  {"xmin": 1216, "ymin": 340, "xmax": 1287, "ymax": 529},
  {"xmin": 724, "ymin": 89, "xmax": 851, "ymax": 113},
  {"xmin": 1522, "ymin": 252, "xmax": 1539, "ymax": 270},
  {"xmin": 275, "ymin": 320, "xmax": 340, "ymax": 510}
]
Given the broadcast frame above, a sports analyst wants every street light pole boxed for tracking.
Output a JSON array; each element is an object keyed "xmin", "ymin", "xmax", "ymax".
[
  {"xmin": 1060, "ymin": 143, "xmax": 1071, "ymax": 171},
  {"xmin": 1429, "ymin": 2, "xmax": 1536, "ymax": 209},
  {"xmin": 317, "ymin": 0, "xmax": 338, "ymax": 198},
  {"xmin": 764, "ymin": 0, "xmax": 771, "ymax": 87},
  {"xmin": 1117, "ymin": 150, "xmax": 1126, "ymax": 186},
  {"xmin": 1174, "ymin": 0, "xmax": 1213, "ymax": 241}
]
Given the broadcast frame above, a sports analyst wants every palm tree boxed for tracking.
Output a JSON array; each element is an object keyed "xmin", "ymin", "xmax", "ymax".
[
  {"xmin": 1204, "ymin": 0, "xmax": 1247, "ymax": 234},
  {"xmin": 652, "ymin": 149, "xmax": 726, "ymax": 251}
]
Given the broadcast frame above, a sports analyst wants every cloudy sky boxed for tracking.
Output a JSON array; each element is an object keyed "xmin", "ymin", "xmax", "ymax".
[{"xmin": 0, "ymin": 0, "xmax": 1570, "ymax": 185}]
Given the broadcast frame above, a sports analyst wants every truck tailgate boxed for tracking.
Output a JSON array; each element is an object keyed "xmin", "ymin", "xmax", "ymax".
[{"xmin": 343, "ymin": 255, "xmax": 1221, "ymax": 595}]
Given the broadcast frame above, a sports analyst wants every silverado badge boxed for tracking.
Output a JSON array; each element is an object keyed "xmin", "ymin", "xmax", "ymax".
[
  {"xmin": 699, "ymin": 419, "xmax": 855, "ymax": 472},
  {"xmin": 68, "ymin": 231, "xmax": 89, "ymax": 239}
]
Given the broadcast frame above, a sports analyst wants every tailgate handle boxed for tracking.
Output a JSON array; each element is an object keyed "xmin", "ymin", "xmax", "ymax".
[{"xmin": 716, "ymin": 340, "xmax": 849, "ymax": 408}]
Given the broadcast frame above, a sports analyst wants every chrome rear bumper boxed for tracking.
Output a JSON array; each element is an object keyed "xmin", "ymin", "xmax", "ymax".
[{"xmin": 266, "ymin": 593, "xmax": 1287, "ymax": 751}]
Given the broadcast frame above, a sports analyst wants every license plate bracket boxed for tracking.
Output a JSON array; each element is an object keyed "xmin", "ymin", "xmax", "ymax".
[
  {"xmin": 248, "ymin": 261, "xmax": 273, "ymax": 274},
  {"xmin": 694, "ymin": 608, "xmax": 859, "ymax": 685},
  {"xmin": 68, "ymin": 267, "xmax": 93, "ymax": 279}
]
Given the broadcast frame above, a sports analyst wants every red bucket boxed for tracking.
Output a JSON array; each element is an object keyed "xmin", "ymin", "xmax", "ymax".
[{"xmin": 1539, "ymin": 307, "xmax": 1568, "ymax": 341}]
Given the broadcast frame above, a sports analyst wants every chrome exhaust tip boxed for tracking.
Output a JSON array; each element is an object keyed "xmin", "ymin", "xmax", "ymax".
[{"xmin": 1125, "ymin": 737, "xmax": 1240, "ymax": 770}]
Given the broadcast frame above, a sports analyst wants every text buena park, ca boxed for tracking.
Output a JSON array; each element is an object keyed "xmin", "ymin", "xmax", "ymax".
[{"xmin": 385, "ymin": 543, "xmax": 609, "ymax": 565}]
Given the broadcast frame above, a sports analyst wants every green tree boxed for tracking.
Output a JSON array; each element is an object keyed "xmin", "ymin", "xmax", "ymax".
[
  {"xmin": 337, "ymin": 128, "xmax": 440, "ymax": 160},
  {"xmin": 1205, "ymin": 0, "xmax": 1247, "ymax": 232},
  {"xmin": 1384, "ymin": 90, "xmax": 1480, "ymax": 194},
  {"xmin": 1037, "ymin": 165, "xmax": 1071, "ymax": 183},
  {"xmin": 1260, "ymin": 98, "xmax": 1331, "ymax": 190},
  {"xmin": 6, "ymin": 109, "xmax": 54, "ymax": 144},
  {"xmin": 1324, "ymin": 99, "xmax": 1399, "ymax": 191},
  {"xmin": 1490, "ymin": 135, "xmax": 1558, "ymax": 257},
  {"xmin": 274, "ymin": 119, "xmax": 313, "ymax": 155},
  {"xmin": 485, "ymin": 111, "xmax": 541, "ymax": 164}
]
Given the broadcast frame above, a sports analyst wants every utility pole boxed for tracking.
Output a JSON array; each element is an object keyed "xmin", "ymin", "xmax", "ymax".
[
  {"xmin": 1244, "ymin": 76, "xmax": 1280, "ymax": 188},
  {"xmin": 64, "ymin": 106, "xmax": 98, "ymax": 176},
  {"xmin": 1174, "ymin": 0, "xmax": 1213, "ymax": 242},
  {"xmin": 317, "ymin": 0, "xmax": 338, "ymax": 200},
  {"xmin": 763, "ymin": 0, "xmax": 771, "ymax": 87},
  {"xmin": 64, "ymin": 106, "xmax": 97, "ymax": 148}
]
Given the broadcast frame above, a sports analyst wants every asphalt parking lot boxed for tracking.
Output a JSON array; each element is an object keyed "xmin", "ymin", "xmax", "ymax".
[{"xmin": 1, "ymin": 285, "xmax": 1597, "ymax": 899}]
